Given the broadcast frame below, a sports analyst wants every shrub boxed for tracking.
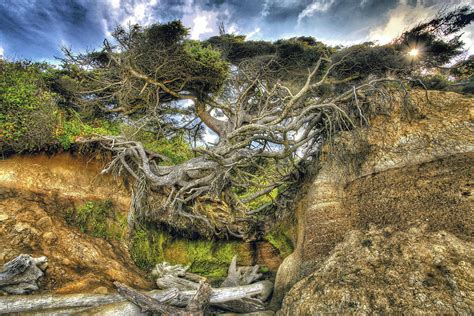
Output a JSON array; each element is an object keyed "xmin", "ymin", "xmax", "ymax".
[{"xmin": 0, "ymin": 61, "xmax": 59, "ymax": 152}]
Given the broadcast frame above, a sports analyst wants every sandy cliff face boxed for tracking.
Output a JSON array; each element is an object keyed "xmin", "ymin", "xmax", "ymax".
[
  {"xmin": 0, "ymin": 153, "xmax": 151, "ymax": 293},
  {"xmin": 274, "ymin": 90, "xmax": 474, "ymax": 312}
]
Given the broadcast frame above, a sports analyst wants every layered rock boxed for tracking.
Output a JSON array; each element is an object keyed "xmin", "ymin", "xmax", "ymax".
[
  {"xmin": 273, "ymin": 90, "xmax": 474, "ymax": 310},
  {"xmin": 279, "ymin": 226, "xmax": 473, "ymax": 315}
]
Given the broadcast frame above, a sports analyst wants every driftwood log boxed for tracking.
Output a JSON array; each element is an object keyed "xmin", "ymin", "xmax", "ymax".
[
  {"xmin": 0, "ymin": 254, "xmax": 48, "ymax": 294},
  {"xmin": 0, "ymin": 281, "xmax": 273, "ymax": 314},
  {"xmin": 114, "ymin": 280, "xmax": 213, "ymax": 316},
  {"xmin": 114, "ymin": 281, "xmax": 182, "ymax": 314},
  {"xmin": 153, "ymin": 262, "xmax": 207, "ymax": 291},
  {"xmin": 221, "ymin": 255, "xmax": 262, "ymax": 287},
  {"xmin": 150, "ymin": 257, "xmax": 270, "ymax": 313},
  {"xmin": 0, "ymin": 255, "xmax": 272, "ymax": 314}
]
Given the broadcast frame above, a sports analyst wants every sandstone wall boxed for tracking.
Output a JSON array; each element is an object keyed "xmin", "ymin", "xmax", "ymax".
[
  {"xmin": 0, "ymin": 152, "xmax": 151, "ymax": 294},
  {"xmin": 272, "ymin": 90, "xmax": 474, "ymax": 307}
]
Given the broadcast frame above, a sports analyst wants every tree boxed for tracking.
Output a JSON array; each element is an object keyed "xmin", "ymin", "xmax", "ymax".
[{"xmin": 62, "ymin": 7, "xmax": 473, "ymax": 238}]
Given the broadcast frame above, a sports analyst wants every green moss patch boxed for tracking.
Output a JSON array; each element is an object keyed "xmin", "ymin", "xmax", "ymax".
[
  {"xmin": 129, "ymin": 226, "xmax": 247, "ymax": 278},
  {"xmin": 65, "ymin": 200, "xmax": 127, "ymax": 241}
]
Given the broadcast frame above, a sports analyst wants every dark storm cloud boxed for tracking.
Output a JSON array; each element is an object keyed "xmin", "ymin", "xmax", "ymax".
[{"xmin": 0, "ymin": 0, "xmax": 472, "ymax": 60}]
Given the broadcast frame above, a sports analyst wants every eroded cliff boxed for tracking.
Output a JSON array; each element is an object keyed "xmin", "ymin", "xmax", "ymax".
[
  {"xmin": 274, "ymin": 90, "xmax": 473, "ymax": 313},
  {"xmin": 0, "ymin": 152, "xmax": 286, "ymax": 295}
]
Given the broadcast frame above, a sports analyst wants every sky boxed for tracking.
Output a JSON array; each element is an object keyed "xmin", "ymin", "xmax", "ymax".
[{"xmin": 0, "ymin": 0, "xmax": 473, "ymax": 61}]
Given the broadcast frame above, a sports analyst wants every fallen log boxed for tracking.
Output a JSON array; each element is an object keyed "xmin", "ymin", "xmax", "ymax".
[
  {"xmin": 156, "ymin": 274, "xmax": 200, "ymax": 290},
  {"xmin": 153, "ymin": 262, "xmax": 206, "ymax": 290},
  {"xmin": 114, "ymin": 280, "xmax": 213, "ymax": 316},
  {"xmin": 0, "ymin": 280, "xmax": 273, "ymax": 314},
  {"xmin": 152, "ymin": 257, "xmax": 270, "ymax": 313},
  {"xmin": 114, "ymin": 282, "xmax": 182, "ymax": 314},
  {"xmin": 185, "ymin": 281, "xmax": 212, "ymax": 315}
]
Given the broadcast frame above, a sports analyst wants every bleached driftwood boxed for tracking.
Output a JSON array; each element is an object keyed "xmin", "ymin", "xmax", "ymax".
[
  {"xmin": 0, "ymin": 280, "xmax": 273, "ymax": 314},
  {"xmin": 114, "ymin": 281, "xmax": 182, "ymax": 314},
  {"xmin": 0, "ymin": 254, "xmax": 48, "ymax": 294},
  {"xmin": 152, "ymin": 262, "xmax": 206, "ymax": 290},
  {"xmin": 114, "ymin": 280, "xmax": 212, "ymax": 316},
  {"xmin": 221, "ymin": 255, "xmax": 262, "ymax": 287},
  {"xmin": 150, "ymin": 257, "xmax": 269, "ymax": 313}
]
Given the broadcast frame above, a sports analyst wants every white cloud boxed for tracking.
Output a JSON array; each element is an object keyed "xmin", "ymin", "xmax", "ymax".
[
  {"xmin": 121, "ymin": 0, "xmax": 159, "ymax": 26},
  {"xmin": 189, "ymin": 14, "xmax": 214, "ymax": 39},
  {"xmin": 107, "ymin": 0, "xmax": 121, "ymax": 10},
  {"xmin": 368, "ymin": 2, "xmax": 437, "ymax": 44},
  {"xmin": 368, "ymin": 0, "xmax": 473, "ymax": 45},
  {"xmin": 298, "ymin": 0, "xmax": 335, "ymax": 24},
  {"xmin": 181, "ymin": 0, "xmax": 221, "ymax": 40},
  {"xmin": 0, "ymin": 46, "xmax": 4, "ymax": 57},
  {"xmin": 246, "ymin": 27, "xmax": 261, "ymax": 39},
  {"xmin": 227, "ymin": 23, "xmax": 239, "ymax": 34},
  {"xmin": 460, "ymin": 24, "xmax": 474, "ymax": 55}
]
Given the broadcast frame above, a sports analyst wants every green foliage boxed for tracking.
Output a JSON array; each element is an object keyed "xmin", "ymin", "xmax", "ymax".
[
  {"xmin": 129, "ymin": 225, "xmax": 240, "ymax": 277},
  {"xmin": 207, "ymin": 35, "xmax": 333, "ymax": 83},
  {"xmin": 66, "ymin": 200, "xmax": 126, "ymax": 240},
  {"xmin": 0, "ymin": 61, "xmax": 59, "ymax": 152},
  {"xmin": 331, "ymin": 43, "xmax": 406, "ymax": 82},
  {"xmin": 207, "ymin": 34, "xmax": 276, "ymax": 62},
  {"xmin": 418, "ymin": 74, "xmax": 450, "ymax": 90},
  {"xmin": 183, "ymin": 40, "xmax": 229, "ymax": 97},
  {"xmin": 147, "ymin": 20, "xmax": 189, "ymax": 45},
  {"xmin": 450, "ymin": 55, "xmax": 474, "ymax": 80},
  {"xmin": 141, "ymin": 133, "xmax": 194, "ymax": 165},
  {"xmin": 120, "ymin": 127, "xmax": 194, "ymax": 165},
  {"xmin": 395, "ymin": 6, "xmax": 474, "ymax": 68},
  {"xmin": 274, "ymin": 37, "xmax": 332, "ymax": 69},
  {"xmin": 183, "ymin": 241, "xmax": 236, "ymax": 278},
  {"xmin": 56, "ymin": 113, "xmax": 120, "ymax": 150}
]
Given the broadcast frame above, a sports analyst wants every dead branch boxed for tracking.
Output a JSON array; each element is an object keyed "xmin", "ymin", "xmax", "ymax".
[{"xmin": 114, "ymin": 281, "xmax": 181, "ymax": 314}]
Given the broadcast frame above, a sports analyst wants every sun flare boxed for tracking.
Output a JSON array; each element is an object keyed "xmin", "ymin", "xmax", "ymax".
[{"xmin": 408, "ymin": 48, "xmax": 419, "ymax": 57}]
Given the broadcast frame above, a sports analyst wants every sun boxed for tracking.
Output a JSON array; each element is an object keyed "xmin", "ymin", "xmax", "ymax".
[{"xmin": 408, "ymin": 48, "xmax": 419, "ymax": 58}]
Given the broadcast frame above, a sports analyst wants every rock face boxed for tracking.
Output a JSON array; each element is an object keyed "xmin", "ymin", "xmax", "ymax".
[
  {"xmin": 273, "ymin": 90, "xmax": 474, "ymax": 310},
  {"xmin": 0, "ymin": 153, "xmax": 151, "ymax": 293},
  {"xmin": 278, "ymin": 226, "xmax": 473, "ymax": 315}
]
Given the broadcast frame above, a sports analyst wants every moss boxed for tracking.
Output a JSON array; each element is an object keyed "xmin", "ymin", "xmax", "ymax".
[
  {"xmin": 66, "ymin": 200, "xmax": 125, "ymax": 241},
  {"xmin": 128, "ymin": 225, "xmax": 244, "ymax": 278},
  {"xmin": 130, "ymin": 229, "xmax": 167, "ymax": 270},
  {"xmin": 185, "ymin": 241, "xmax": 237, "ymax": 278},
  {"xmin": 265, "ymin": 229, "xmax": 294, "ymax": 258}
]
